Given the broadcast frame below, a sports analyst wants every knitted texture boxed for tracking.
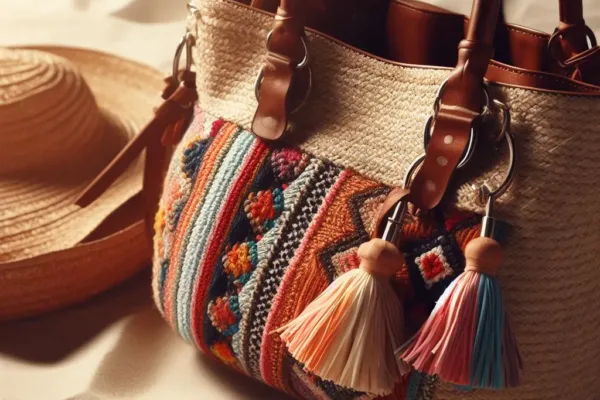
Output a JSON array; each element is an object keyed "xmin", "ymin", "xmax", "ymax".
[
  {"xmin": 153, "ymin": 109, "xmax": 482, "ymax": 400},
  {"xmin": 176, "ymin": 1, "xmax": 600, "ymax": 399}
]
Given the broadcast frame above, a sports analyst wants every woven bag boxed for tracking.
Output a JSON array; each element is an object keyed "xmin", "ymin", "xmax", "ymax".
[{"xmin": 140, "ymin": 0, "xmax": 600, "ymax": 399}]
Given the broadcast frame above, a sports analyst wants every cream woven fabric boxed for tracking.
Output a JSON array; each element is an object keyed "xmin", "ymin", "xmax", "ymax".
[{"xmin": 189, "ymin": 0, "xmax": 600, "ymax": 398}]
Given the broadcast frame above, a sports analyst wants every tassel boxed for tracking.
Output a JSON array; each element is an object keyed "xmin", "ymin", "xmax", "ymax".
[
  {"xmin": 398, "ymin": 224, "xmax": 522, "ymax": 388},
  {"xmin": 275, "ymin": 238, "xmax": 408, "ymax": 395}
]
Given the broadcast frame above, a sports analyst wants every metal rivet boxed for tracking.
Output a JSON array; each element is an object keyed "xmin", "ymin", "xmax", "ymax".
[
  {"xmin": 444, "ymin": 135, "xmax": 454, "ymax": 144},
  {"xmin": 437, "ymin": 156, "xmax": 448, "ymax": 166},
  {"xmin": 425, "ymin": 180, "xmax": 436, "ymax": 192}
]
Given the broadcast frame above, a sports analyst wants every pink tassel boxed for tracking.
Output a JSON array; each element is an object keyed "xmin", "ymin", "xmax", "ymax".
[
  {"xmin": 275, "ymin": 238, "xmax": 409, "ymax": 395},
  {"xmin": 398, "ymin": 237, "xmax": 522, "ymax": 389}
]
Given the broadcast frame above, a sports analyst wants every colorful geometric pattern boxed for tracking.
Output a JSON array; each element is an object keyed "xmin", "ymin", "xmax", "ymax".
[
  {"xmin": 416, "ymin": 245, "xmax": 455, "ymax": 288},
  {"xmin": 244, "ymin": 188, "xmax": 284, "ymax": 235},
  {"xmin": 152, "ymin": 110, "xmax": 482, "ymax": 400}
]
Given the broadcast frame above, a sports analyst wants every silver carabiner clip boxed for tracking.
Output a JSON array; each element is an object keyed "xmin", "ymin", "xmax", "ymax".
[
  {"xmin": 380, "ymin": 154, "xmax": 426, "ymax": 242},
  {"xmin": 172, "ymin": 31, "xmax": 194, "ymax": 83}
]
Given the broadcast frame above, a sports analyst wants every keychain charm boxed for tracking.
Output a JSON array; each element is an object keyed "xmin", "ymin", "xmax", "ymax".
[{"xmin": 398, "ymin": 98, "xmax": 522, "ymax": 389}]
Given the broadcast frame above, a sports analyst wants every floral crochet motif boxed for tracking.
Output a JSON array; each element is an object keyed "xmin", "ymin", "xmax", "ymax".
[
  {"xmin": 222, "ymin": 241, "xmax": 258, "ymax": 287},
  {"xmin": 271, "ymin": 148, "xmax": 310, "ymax": 183},
  {"xmin": 208, "ymin": 295, "xmax": 240, "ymax": 336},
  {"xmin": 244, "ymin": 188, "xmax": 284, "ymax": 235},
  {"xmin": 153, "ymin": 114, "xmax": 482, "ymax": 400}
]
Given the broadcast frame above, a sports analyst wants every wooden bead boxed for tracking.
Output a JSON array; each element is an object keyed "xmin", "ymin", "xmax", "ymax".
[
  {"xmin": 464, "ymin": 237, "xmax": 504, "ymax": 276},
  {"xmin": 358, "ymin": 238, "xmax": 405, "ymax": 278}
]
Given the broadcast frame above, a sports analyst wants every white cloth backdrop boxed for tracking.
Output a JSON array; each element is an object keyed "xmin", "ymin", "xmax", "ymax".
[{"xmin": 1, "ymin": 1, "xmax": 599, "ymax": 399}]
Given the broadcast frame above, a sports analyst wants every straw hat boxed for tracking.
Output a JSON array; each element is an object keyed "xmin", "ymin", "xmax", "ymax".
[{"xmin": 0, "ymin": 46, "xmax": 164, "ymax": 320}]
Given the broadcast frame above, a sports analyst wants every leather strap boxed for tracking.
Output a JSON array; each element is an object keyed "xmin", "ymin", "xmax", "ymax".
[
  {"xmin": 250, "ymin": 0, "xmax": 278, "ymax": 11},
  {"xmin": 408, "ymin": 0, "xmax": 500, "ymax": 211},
  {"xmin": 251, "ymin": 2, "xmax": 306, "ymax": 140},
  {"xmin": 556, "ymin": 0, "xmax": 592, "ymax": 57},
  {"xmin": 387, "ymin": 0, "xmax": 600, "ymax": 87},
  {"xmin": 559, "ymin": 0, "xmax": 584, "ymax": 25},
  {"xmin": 565, "ymin": 46, "xmax": 600, "ymax": 86},
  {"xmin": 76, "ymin": 71, "xmax": 197, "ymax": 241}
]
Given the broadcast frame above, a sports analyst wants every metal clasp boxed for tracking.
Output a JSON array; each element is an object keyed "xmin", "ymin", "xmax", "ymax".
[
  {"xmin": 172, "ymin": 31, "xmax": 194, "ymax": 83},
  {"xmin": 381, "ymin": 154, "xmax": 426, "ymax": 242},
  {"xmin": 548, "ymin": 24, "xmax": 598, "ymax": 68},
  {"xmin": 254, "ymin": 30, "xmax": 313, "ymax": 114}
]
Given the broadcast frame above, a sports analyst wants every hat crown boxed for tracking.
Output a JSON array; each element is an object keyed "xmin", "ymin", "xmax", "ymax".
[{"xmin": 0, "ymin": 49, "xmax": 101, "ymax": 174}]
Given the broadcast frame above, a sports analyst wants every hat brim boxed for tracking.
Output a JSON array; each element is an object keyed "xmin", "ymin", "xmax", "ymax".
[
  {"xmin": 0, "ymin": 46, "xmax": 165, "ymax": 320},
  {"xmin": 0, "ymin": 220, "xmax": 149, "ymax": 321}
]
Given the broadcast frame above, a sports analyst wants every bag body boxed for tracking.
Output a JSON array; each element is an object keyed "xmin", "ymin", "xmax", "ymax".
[{"xmin": 152, "ymin": 1, "xmax": 600, "ymax": 399}]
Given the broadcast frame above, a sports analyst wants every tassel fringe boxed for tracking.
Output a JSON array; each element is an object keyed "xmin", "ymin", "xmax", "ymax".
[
  {"xmin": 399, "ymin": 253, "xmax": 522, "ymax": 389},
  {"xmin": 276, "ymin": 239, "xmax": 409, "ymax": 396}
]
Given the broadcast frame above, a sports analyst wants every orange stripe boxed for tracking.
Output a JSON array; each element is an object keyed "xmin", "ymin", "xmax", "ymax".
[
  {"xmin": 162, "ymin": 123, "xmax": 238, "ymax": 325},
  {"xmin": 263, "ymin": 173, "xmax": 382, "ymax": 390},
  {"xmin": 191, "ymin": 141, "xmax": 269, "ymax": 356}
]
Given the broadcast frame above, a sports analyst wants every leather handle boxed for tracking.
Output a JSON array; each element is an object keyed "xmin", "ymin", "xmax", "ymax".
[
  {"xmin": 555, "ymin": 0, "xmax": 592, "ymax": 57},
  {"xmin": 252, "ymin": 0, "xmax": 501, "ymax": 210},
  {"xmin": 408, "ymin": 0, "xmax": 501, "ymax": 211},
  {"xmin": 559, "ymin": 0, "xmax": 584, "ymax": 25}
]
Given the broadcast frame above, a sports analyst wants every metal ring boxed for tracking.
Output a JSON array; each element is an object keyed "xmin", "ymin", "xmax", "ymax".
[
  {"xmin": 431, "ymin": 77, "xmax": 492, "ymax": 116},
  {"xmin": 253, "ymin": 30, "xmax": 312, "ymax": 115},
  {"xmin": 172, "ymin": 32, "xmax": 194, "ymax": 81},
  {"xmin": 186, "ymin": 1, "xmax": 199, "ymax": 16},
  {"xmin": 265, "ymin": 30, "xmax": 310, "ymax": 70},
  {"xmin": 548, "ymin": 25, "xmax": 598, "ymax": 68},
  {"xmin": 403, "ymin": 153, "xmax": 426, "ymax": 188},
  {"xmin": 476, "ymin": 100, "xmax": 516, "ymax": 203}
]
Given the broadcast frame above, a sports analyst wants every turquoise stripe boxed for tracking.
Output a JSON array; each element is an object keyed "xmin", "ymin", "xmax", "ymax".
[
  {"xmin": 169, "ymin": 131, "xmax": 238, "ymax": 328},
  {"xmin": 176, "ymin": 131, "xmax": 256, "ymax": 342},
  {"xmin": 471, "ymin": 274, "xmax": 504, "ymax": 388}
]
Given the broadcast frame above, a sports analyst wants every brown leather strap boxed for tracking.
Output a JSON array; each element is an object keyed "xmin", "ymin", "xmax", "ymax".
[
  {"xmin": 408, "ymin": 0, "xmax": 500, "ymax": 211},
  {"xmin": 559, "ymin": 0, "xmax": 584, "ymax": 26},
  {"xmin": 556, "ymin": 0, "xmax": 591, "ymax": 57},
  {"xmin": 387, "ymin": 0, "xmax": 600, "ymax": 86},
  {"xmin": 76, "ymin": 72, "xmax": 197, "ymax": 216},
  {"xmin": 565, "ymin": 46, "xmax": 600, "ymax": 85},
  {"xmin": 250, "ymin": 0, "xmax": 278, "ymax": 11},
  {"xmin": 251, "ymin": 3, "xmax": 306, "ymax": 140}
]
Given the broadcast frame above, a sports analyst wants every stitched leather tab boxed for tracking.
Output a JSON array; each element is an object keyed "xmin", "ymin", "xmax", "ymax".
[
  {"xmin": 251, "ymin": 5, "xmax": 306, "ymax": 141},
  {"xmin": 252, "ymin": 52, "xmax": 295, "ymax": 141},
  {"xmin": 409, "ymin": 107, "xmax": 475, "ymax": 210},
  {"xmin": 408, "ymin": 0, "xmax": 500, "ymax": 210}
]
